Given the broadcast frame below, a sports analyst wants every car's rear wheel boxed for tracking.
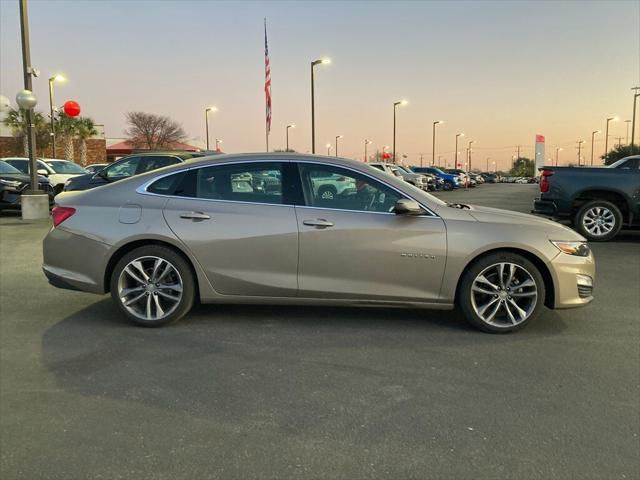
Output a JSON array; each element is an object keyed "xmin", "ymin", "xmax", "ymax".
[
  {"xmin": 443, "ymin": 181, "xmax": 453, "ymax": 191},
  {"xmin": 574, "ymin": 200, "xmax": 622, "ymax": 242},
  {"xmin": 110, "ymin": 245, "xmax": 195, "ymax": 327},
  {"xmin": 458, "ymin": 252, "xmax": 545, "ymax": 333}
]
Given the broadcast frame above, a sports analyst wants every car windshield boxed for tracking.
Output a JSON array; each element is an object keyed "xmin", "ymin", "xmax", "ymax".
[
  {"xmin": 429, "ymin": 167, "xmax": 445, "ymax": 174},
  {"xmin": 607, "ymin": 157, "xmax": 639, "ymax": 169},
  {"xmin": 396, "ymin": 166, "xmax": 412, "ymax": 173},
  {"xmin": 45, "ymin": 160, "xmax": 87, "ymax": 174},
  {"xmin": 0, "ymin": 161, "xmax": 23, "ymax": 174}
]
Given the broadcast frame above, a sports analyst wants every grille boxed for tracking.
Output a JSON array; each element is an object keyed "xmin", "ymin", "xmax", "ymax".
[{"xmin": 577, "ymin": 285, "xmax": 593, "ymax": 298}]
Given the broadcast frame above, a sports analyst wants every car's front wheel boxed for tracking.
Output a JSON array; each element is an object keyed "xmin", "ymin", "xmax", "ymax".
[
  {"xmin": 574, "ymin": 200, "xmax": 622, "ymax": 242},
  {"xmin": 443, "ymin": 181, "xmax": 454, "ymax": 191},
  {"xmin": 458, "ymin": 252, "xmax": 545, "ymax": 333},
  {"xmin": 110, "ymin": 245, "xmax": 196, "ymax": 327}
]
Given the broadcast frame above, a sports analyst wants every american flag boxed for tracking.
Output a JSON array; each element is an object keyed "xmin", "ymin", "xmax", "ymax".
[{"xmin": 264, "ymin": 19, "xmax": 272, "ymax": 136}]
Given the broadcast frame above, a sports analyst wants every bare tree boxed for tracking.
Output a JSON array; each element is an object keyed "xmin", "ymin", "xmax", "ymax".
[{"xmin": 124, "ymin": 112, "xmax": 187, "ymax": 150}]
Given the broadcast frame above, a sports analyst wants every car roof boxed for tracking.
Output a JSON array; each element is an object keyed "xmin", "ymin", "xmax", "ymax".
[{"xmin": 119, "ymin": 151, "xmax": 203, "ymax": 160}]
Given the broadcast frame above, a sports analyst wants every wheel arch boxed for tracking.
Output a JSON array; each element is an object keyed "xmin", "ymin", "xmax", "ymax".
[
  {"xmin": 571, "ymin": 189, "xmax": 631, "ymax": 223},
  {"xmin": 103, "ymin": 239, "xmax": 201, "ymax": 300},
  {"xmin": 454, "ymin": 247, "xmax": 555, "ymax": 309}
]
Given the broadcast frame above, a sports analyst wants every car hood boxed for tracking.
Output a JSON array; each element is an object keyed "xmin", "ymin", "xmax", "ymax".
[
  {"xmin": 0, "ymin": 173, "xmax": 49, "ymax": 184},
  {"xmin": 442, "ymin": 204, "xmax": 586, "ymax": 241}
]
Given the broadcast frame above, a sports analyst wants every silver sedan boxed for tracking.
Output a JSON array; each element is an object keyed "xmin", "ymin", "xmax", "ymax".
[{"xmin": 43, "ymin": 153, "xmax": 595, "ymax": 333}]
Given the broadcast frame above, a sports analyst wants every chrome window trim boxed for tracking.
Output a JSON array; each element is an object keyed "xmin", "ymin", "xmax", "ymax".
[{"xmin": 135, "ymin": 157, "xmax": 439, "ymax": 217}]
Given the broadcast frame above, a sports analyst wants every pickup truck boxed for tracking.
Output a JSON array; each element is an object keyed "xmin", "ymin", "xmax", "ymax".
[
  {"xmin": 532, "ymin": 155, "xmax": 640, "ymax": 241},
  {"xmin": 368, "ymin": 162, "xmax": 431, "ymax": 190}
]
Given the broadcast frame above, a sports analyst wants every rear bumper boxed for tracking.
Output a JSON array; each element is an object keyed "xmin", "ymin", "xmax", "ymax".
[{"xmin": 532, "ymin": 198, "xmax": 558, "ymax": 216}]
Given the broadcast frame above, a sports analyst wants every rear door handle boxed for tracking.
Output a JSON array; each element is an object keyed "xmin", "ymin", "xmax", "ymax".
[
  {"xmin": 303, "ymin": 219, "xmax": 334, "ymax": 228},
  {"xmin": 179, "ymin": 211, "xmax": 211, "ymax": 220}
]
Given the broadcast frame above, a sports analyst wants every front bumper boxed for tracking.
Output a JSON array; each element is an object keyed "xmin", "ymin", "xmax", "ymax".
[{"xmin": 549, "ymin": 250, "xmax": 596, "ymax": 309}]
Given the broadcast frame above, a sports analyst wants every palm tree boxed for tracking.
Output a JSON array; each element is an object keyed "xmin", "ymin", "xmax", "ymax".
[
  {"xmin": 4, "ymin": 107, "xmax": 50, "ymax": 156},
  {"xmin": 55, "ymin": 114, "xmax": 79, "ymax": 161},
  {"xmin": 75, "ymin": 117, "xmax": 98, "ymax": 166}
]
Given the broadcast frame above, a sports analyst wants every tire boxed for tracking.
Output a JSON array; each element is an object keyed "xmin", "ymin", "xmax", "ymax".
[
  {"xmin": 317, "ymin": 185, "xmax": 337, "ymax": 200},
  {"xmin": 110, "ymin": 245, "xmax": 196, "ymax": 327},
  {"xmin": 574, "ymin": 200, "xmax": 622, "ymax": 242},
  {"xmin": 458, "ymin": 252, "xmax": 546, "ymax": 333},
  {"xmin": 443, "ymin": 181, "xmax": 453, "ymax": 191}
]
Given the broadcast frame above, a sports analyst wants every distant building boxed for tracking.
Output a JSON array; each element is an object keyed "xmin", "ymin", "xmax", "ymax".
[{"xmin": 106, "ymin": 139, "xmax": 202, "ymax": 162}]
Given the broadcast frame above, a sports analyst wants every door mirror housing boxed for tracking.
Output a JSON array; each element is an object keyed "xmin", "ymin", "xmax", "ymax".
[
  {"xmin": 394, "ymin": 199, "xmax": 424, "ymax": 215},
  {"xmin": 36, "ymin": 168, "xmax": 49, "ymax": 176}
]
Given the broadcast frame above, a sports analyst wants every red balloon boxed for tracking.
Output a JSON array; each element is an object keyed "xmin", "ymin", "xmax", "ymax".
[{"xmin": 63, "ymin": 100, "xmax": 81, "ymax": 117}]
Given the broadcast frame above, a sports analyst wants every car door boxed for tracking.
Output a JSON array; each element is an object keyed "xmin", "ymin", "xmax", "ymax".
[
  {"xmin": 160, "ymin": 161, "xmax": 300, "ymax": 297},
  {"xmin": 295, "ymin": 162, "xmax": 447, "ymax": 301}
]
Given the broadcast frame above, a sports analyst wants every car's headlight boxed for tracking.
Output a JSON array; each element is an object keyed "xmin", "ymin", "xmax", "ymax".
[
  {"xmin": 551, "ymin": 240, "xmax": 591, "ymax": 257},
  {"xmin": 0, "ymin": 179, "xmax": 22, "ymax": 188}
]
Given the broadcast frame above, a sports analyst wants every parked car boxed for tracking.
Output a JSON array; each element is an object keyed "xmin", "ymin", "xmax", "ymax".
[
  {"xmin": 45, "ymin": 153, "xmax": 594, "ymax": 333},
  {"xmin": 84, "ymin": 163, "xmax": 108, "ymax": 174},
  {"xmin": 480, "ymin": 173, "xmax": 499, "ymax": 183},
  {"xmin": 470, "ymin": 173, "xmax": 485, "ymax": 184},
  {"xmin": 396, "ymin": 165, "xmax": 441, "ymax": 191},
  {"xmin": 532, "ymin": 155, "xmax": 640, "ymax": 241},
  {"xmin": 64, "ymin": 151, "xmax": 207, "ymax": 192},
  {"xmin": 368, "ymin": 162, "xmax": 430, "ymax": 190},
  {"xmin": 0, "ymin": 160, "xmax": 54, "ymax": 211},
  {"xmin": 412, "ymin": 166, "xmax": 461, "ymax": 191},
  {"xmin": 3, "ymin": 157, "xmax": 87, "ymax": 195},
  {"xmin": 445, "ymin": 169, "xmax": 477, "ymax": 187}
]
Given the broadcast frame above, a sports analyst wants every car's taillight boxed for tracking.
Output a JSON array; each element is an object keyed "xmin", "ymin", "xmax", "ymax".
[
  {"xmin": 52, "ymin": 206, "xmax": 76, "ymax": 227},
  {"xmin": 539, "ymin": 170, "xmax": 554, "ymax": 193}
]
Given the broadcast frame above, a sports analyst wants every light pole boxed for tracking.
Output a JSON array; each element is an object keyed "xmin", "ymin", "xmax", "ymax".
[
  {"xmin": 286, "ymin": 124, "xmax": 295, "ymax": 151},
  {"xmin": 604, "ymin": 116, "xmax": 617, "ymax": 159},
  {"xmin": 393, "ymin": 100, "xmax": 408, "ymax": 164},
  {"xmin": 364, "ymin": 139, "xmax": 372, "ymax": 162},
  {"xmin": 485, "ymin": 157, "xmax": 490, "ymax": 172},
  {"xmin": 467, "ymin": 140, "xmax": 475, "ymax": 171},
  {"xmin": 335, "ymin": 135, "xmax": 343, "ymax": 157},
  {"xmin": 311, "ymin": 58, "xmax": 330, "ymax": 154},
  {"xmin": 48, "ymin": 74, "xmax": 65, "ymax": 157},
  {"xmin": 625, "ymin": 119, "xmax": 632, "ymax": 144},
  {"xmin": 577, "ymin": 140, "xmax": 585, "ymax": 165},
  {"xmin": 590, "ymin": 130, "xmax": 600, "ymax": 165},
  {"xmin": 326, "ymin": 143, "xmax": 332, "ymax": 156},
  {"xmin": 205, "ymin": 106, "xmax": 217, "ymax": 151},
  {"xmin": 492, "ymin": 160, "xmax": 496, "ymax": 173},
  {"xmin": 632, "ymin": 87, "xmax": 640, "ymax": 149},
  {"xmin": 555, "ymin": 147, "xmax": 562, "ymax": 166},
  {"xmin": 432, "ymin": 120, "xmax": 443, "ymax": 165},
  {"xmin": 215, "ymin": 139, "xmax": 222, "ymax": 151},
  {"xmin": 455, "ymin": 133, "xmax": 464, "ymax": 168}
]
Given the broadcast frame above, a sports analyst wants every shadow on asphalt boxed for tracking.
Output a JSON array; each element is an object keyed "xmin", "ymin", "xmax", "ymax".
[{"xmin": 41, "ymin": 299, "xmax": 567, "ymax": 416}]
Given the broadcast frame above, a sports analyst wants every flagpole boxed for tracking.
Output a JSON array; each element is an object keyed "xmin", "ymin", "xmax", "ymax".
[{"xmin": 264, "ymin": 18, "xmax": 270, "ymax": 152}]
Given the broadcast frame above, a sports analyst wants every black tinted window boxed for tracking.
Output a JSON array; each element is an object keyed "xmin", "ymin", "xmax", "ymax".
[
  {"xmin": 142, "ymin": 156, "xmax": 181, "ymax": 173},
  {"xmin": 6, "ymin": 160, "xmax": 28, "ymax": 173},
  {"xmin": 147, "ymin": 171, "xmax": 187, "ymax": 195},
  {"xmin": 616, "ymin": 158, "xmax": 639, "ymax": 169},
  {"xmin": 104, "ymin": 157, "xmax": 141, "ymax": 178}
]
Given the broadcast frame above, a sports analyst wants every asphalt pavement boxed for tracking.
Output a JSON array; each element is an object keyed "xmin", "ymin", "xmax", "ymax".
[{"xmin": 1, "ymin": 184, "xmax": 638, "ymax": 479}]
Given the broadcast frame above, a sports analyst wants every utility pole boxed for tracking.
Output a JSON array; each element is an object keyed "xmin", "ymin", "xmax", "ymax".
[
  {"xmin": 419, "ymin": 153, "xmax": 423, "ymax": 167},
  {"xmin": 616, "ymin": 136, "xmax": 623, "ymax": 147},
  {"xmin": 576, "ymin": 140, "xmax": 585, "ymax": 165},
  {"xmin": 516, "ymin": 145, "xmax": 521, "ymax": 160},
  {"xmin": 632, "ymin": 87, "xmax": 640, "ymax": 149}
]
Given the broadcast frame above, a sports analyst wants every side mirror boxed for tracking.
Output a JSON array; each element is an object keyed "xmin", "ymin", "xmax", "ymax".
[
  {"xmin": 394, "ymin": 199, "xmax": 424, "ymax": 215},
  {"xmin": 37, "ymin": 168, "xmax": 49, "ymax": 176}
]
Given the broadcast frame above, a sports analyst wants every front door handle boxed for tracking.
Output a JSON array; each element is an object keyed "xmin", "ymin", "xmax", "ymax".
[
  {"xmin": 180, "ymin": 211, "xmax": 211, "ymax": 220},
  {"xmin": 303, "ymin": 218, "xmax": 334, "ymax": 228}
]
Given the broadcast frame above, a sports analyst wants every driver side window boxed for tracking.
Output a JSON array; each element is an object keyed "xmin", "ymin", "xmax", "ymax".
[
  {"xmin": 298, "ymin": 163, "xmax": 402, "ymax": 213},
  {"xmin": 104, "ymin": 156, "xmax": 141, "ymax": 179}
]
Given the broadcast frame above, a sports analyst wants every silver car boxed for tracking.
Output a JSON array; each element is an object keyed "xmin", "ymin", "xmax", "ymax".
[{"xmin": 43, "ymin": 153, "xmax": 595, "ymax": 333}]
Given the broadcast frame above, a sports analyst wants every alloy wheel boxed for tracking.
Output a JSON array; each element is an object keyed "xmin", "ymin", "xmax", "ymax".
[
  {"xmin": 582, "ymin": 206, "xmax": 615, "ymax": 237},
  {"xmin": 470, "ymin": 262, "xmax": 538, "ymax": 328},
  {"xmin": 117, "ymin": 256, "xmax": 183, "ymax": 321}
]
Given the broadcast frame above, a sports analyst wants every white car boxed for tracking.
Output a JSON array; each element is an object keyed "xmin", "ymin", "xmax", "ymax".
[{"xmin": 2, "ymin": 157, "xmax": 88, "ymax": 195}]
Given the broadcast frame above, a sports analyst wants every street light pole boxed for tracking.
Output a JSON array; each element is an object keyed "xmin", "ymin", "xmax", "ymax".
[
  {"xmin": 555, "ymin": 147, "xmax": 562, "ymax": 166},
  {"xmin": 364, "ymin": 139, "xmax": 371, "ymax": 162},
  {"xmin": 47, "ymin": 75, "xmax": 65, "ymax": 158},
  {"xmin": 205, "ymin": 106, "xmax": 216, "ymax": 150},
  {"xmin": 326, "ymin": 143, "xmax": 332, "ymax": 156},
  {"xmin": 335, "ymin": 135, "xmax": 343, "ymax": 157},
  {"xmin": 286, "ymin": 124, "xmax": 295, "ymax": 151},
  {"xmin": 486, "ymin": 157, "xmax": 490, "ymax": 172},
  {"xmin": 467, "ymin": 140, "xmax": 475, "ymax": 171},
  {"xmin": 577, "ymin": 140, "xmax": 585, "ymax": 165},
  {"xmin": 604, "ymin": 117, "xmax": 617, "ymax": 160},
  {"xmin": 393, "ymin": 100, "xmax": 407, "ymax": 164},
  {"xmin": 311, "ymin": 58, "xmax": 330, "ymax": 154},
  {"xmin": 432, "ymin": 120, "xmax": 443, "ymax": 166},
  {"xmin": 625, "ymin": 119, "xmax": 632, "ymax": 144},
  {"xmin": 591, "ymin": 130, "xmax": 600, "ymax": 165},
  {"xmin": 631, "ymin": 87, "xmax": 640, "ymax": 149},
  {"xmin": 455, "ymin": 133, "xmax": 464, "ymax": 168}
]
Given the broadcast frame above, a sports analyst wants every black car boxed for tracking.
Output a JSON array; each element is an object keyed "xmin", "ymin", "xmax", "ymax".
[
  {"xmin": 64, "ymin": 151, "xmax": 207, "ymax": 192},
  {"xmin": 0, "ymin": 160, "xmax": 54, "ymax": 211}
]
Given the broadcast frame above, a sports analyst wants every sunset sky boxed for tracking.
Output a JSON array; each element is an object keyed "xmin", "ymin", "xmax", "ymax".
[{"xmin": 1, "ymin": 0, "xmax": 639, "ymax": 171}]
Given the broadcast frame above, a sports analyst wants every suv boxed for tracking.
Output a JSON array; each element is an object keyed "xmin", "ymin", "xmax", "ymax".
[
  {"xmin": 3, "ymin": 157, "xmax": 87, "ymax": 195},
  {"xmin": 368, "ymin": 162, "xmax": 430, "ymax": 190},
  {"xmin": 412, "ymin": 166, "xmax": 461, "ymax": 191},
  {"xmin": 64, "ymin": 151, "xmax": 206, "ymax": 192},
  {"xmin": 0, "ymin": 160, "xmax": 54, "ymax": 211}
]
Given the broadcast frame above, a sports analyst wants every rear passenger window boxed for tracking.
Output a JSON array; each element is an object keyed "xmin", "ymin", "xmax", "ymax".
[
  {"xmin": 147, "ymin": 171, "xmax": 187, "ymax": 195},
  {"xmin": 195, "ymin": 163, "xmax": 283, "ymax": 204}
]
